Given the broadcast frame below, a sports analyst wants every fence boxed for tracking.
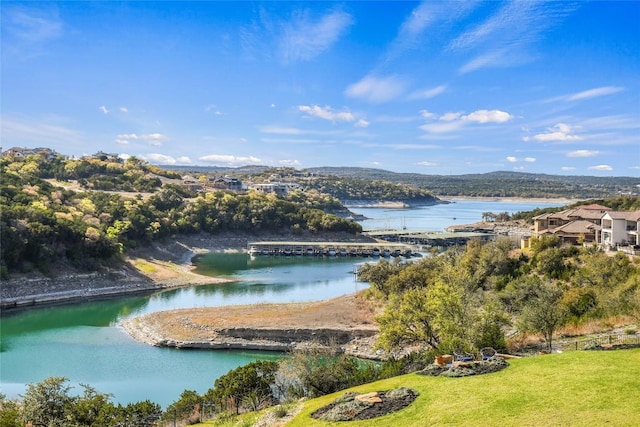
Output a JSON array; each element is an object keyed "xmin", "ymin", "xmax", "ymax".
[{"xmin": 557, "ymin": 333, "xmax": 640, "ymax": 352}]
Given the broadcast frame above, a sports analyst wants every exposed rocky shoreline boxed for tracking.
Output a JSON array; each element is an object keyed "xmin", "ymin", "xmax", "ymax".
[{"xmin": 120, "ymin": 293, "xmax": 383, "ymax": 359}]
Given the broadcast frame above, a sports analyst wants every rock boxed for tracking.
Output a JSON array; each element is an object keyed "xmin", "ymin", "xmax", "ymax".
[{"xmin": 355, "ymin": 392, "xmax": 383, "ymax": 404}]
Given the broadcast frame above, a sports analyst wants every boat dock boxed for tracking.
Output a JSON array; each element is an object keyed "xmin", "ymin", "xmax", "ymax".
[
  {"xmin": 247, "ymin": 241, "xmax": 415, "ymax": 257},
  {"xmin": 362, "ymin": 229, "xmax": 496, "ymax": 247}
]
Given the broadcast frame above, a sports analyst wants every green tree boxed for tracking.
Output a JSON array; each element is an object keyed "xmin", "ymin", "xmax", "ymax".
[
  {"xmin": 0, "ymin": 394, "xmax": 21, "ymax": 427},
  {"xmin": 206, "ymin": 360, "xmax": 279, "ymax": 414},
  {"xmin": 518, "ymin": 282, "xmax": 568, "ymax": 352},
  {"xmin": 20, "ymin": 376, "xmax": 73, "ymax": 427}
]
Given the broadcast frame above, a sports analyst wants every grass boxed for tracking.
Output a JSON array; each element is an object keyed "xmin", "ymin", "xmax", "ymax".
[{"xmin": 199, "ymin": 348, "xmax": 640, "ymax": 426}]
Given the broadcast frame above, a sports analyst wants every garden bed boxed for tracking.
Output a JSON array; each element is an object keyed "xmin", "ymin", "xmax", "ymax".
[{"xmin": 310, "ymin": 387, "xmax": 419, "ymax": 422}]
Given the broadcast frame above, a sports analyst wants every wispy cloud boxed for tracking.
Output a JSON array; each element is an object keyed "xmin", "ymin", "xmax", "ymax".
[
  {"xmin": 1, "ymin": 115, "xmax": 80, "ymax": 145},
  {"xmin": 408, "ymin": 85, "xmax": 447, "ymax": 100},
  {"xmin": 298, "ymin": 105, "xmax": 354, "ymax": 122},
  {"xmin": 567, "ymin": 150, "xmax": 599, "ymax": 158},
  {"xmin": 417, "ymin": 161, "xmax": 439, "ymax": 167},
  {"xmin": 142, "ymin": 153, "xmax": 179, "ymax": 165},
  {"xmin": 3, "ymin": 6, "xmax": 63, "ymax": 43},
  {"xmin": 99, "ymin": 106, "xmax": 109, "ymax": 114},
  {"xmin": 115, "ymin": 133, "xmax": 168, "ymax": 146},
  {"xmin": 279, "ymin": 8, "xmax": 353, "ymax": 63},
  {"xmin": 297, "ymin": 105, "xmax": 369, "ymax": 128},
  {"xmin": 387, "ymin": 1, "xmax": 477, "ymax": 60},
  {"xmin": 278, "ymin": 159, "xmax": 301, "ymax": 166},
  {"xmin": 588, "ymin": 164, "xmax": 613, "ymax": 171},
  {"xmin": 507, "ymin": 156, "xmax": 537, "ymax": 163},
  {"xmin": 345, "ymin": 75, "xmax": 407, "ymax": 103},
  {"xmin": 199, "ymin": 154, "xmax": 263, "ymax": 165},
  {"xmin": 524, "ymin": 123, "xmax": 582, "ymax": 142},
  {"xmin": 545, "ymin": 86, "xmax": 625, "ymax": 103},
  {"xmin": 450, "ymin": 1, "xmax": 576, "ymax": 73},
  {"xmin": 420, "ymin": 109, "xmax": 513, "ymax": 134}
]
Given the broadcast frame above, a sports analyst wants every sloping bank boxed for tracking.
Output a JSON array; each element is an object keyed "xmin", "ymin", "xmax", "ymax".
[
  {"xmin": 121, "ymin": 293, "xmax": 383, "ymax": 360},
  {"xmin": 2, "ymin": 230, "xmax": 371, "ymax": 310}
]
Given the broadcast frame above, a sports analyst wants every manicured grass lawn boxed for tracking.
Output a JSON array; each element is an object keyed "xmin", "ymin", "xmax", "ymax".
[{"xmin": 282, "ymin": 349, "xmax": 640, "ymax": 427}]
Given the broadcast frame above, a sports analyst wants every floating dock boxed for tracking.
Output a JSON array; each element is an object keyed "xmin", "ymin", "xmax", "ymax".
[
  {"xmin": 247, "ymin": 241, "xmax": 415, "ymax": 257},
  {"xmin": 363, "ymin": 229, "xmax": 496, "ymax": 247}
]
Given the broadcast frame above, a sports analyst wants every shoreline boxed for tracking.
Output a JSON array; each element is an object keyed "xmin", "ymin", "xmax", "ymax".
[
  {"xmin": 120, "ymin": 292, "xmax": 383, "ymax": 360},
  {"xmin": 0, "ymin": 230, "xmax": 377, "ymax": 311},
  {"xmin": 439, "ymin": 195, "xmax": 578, "ymax": 204}
]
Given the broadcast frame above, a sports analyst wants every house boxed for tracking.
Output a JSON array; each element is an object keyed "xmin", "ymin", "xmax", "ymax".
[
  {"xmin": 532, "ymin": 204, "xmax": 611, "ymax": 244},
  {"xmin": 2, "ymin": 146, "xmax": 59, "ymax": 160},
  {"xmin": 600, "ymin": 211, "xmax": 640, "ymax": 249},
  {"xmin": 208, "ymin": 176, "xmax": 243, "ymax": 191}
]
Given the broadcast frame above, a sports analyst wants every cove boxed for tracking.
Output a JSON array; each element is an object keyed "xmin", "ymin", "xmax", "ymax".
[
  {"xmin": 0, "ymin": 254, "xmax": 364, "ymax": 408},
  {"xmin": 0, "ymin": 199, "xmax": 564, "ymax": 408}
]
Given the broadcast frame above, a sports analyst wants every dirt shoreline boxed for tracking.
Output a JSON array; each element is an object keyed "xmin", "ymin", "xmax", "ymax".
[
  {"xmin": 0, "ymin": 230, "xmax": 377, "ymax": 310},
  {"xmin": 120, "ymin": 292, "xmax": 383, "ymax": 359}
]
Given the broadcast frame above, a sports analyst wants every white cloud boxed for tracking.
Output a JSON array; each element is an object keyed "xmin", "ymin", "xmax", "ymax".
[
  {"xmin": 419, "ymin": 109, "xmax": 513, "ymax": 134},
  {"xmin": 449, "ymin": 1, "xmax": 576, "ymax": 73},
  {"xmin": 260, "ymin": 126, "xmax": 303, "ymax": 135},
  {"xmin": 176, "ymin": 156, "xmax": 192, "ymax": 164},
  {"xmin": 462, "ymin": 110, "xmax": 513, "ymax": 124},
  {"xmin": 524, "ymin": 157, "xmax": 536, "ymax": 162},
  {"xmin": 115, "ymin": 133, "xmax": 167, "ymax": 146},
  {"xmin": 345, "ymin": 75, "xmax": 407, "ymax": 103},
  {"xmin": 278, "ymin": 159, "xmax": 301, "ymax": 166},
  {"xmin": 420, "ymin": 110, "xmax": 436, "ymax": 120},
  {"xmin": 506, "ymin": 156, "xmax": 518, "ymax": 162},
  {"xmin": 298, "ymin": 105, "xmax": 357, "ymax": 123},
  {"xmin": 566, "ymin": 86, "xmax": 624, "ymax": 101},
  {"xmin": 417, "ymin": 161, "xmax": 438, "ymax": 167},
  {"xmin": 355, "ymin": 119, "xmax": 370, "ymax": 128},
  {"xmin": 1, "ymin": 115, "xmax": 80, "ymax": 145},
  {"xmin": 567, "ymin": 150, "xmax": 599, "ymax": 158},
  {"xmin": 440, "ymin": 112, "xmax": 462, "ymax": 122},
  {"xmin": 99, "ymin": 106, "xmax": 109, "ymax": 114},
  {"xmin": 561, "ymin": 166, "xmax": 577, "ymax": 171},
  {"xmin": 530, "ymin": 123, "xmax": 582, "ymax": 142},
  {"xmin": 119, "ymin": 107, "xmax": 128, "ymax": 113},
  {"xmin": 199, "ymin": 154, "xmax": 263, "ymax": 165},
  {"xmin": 420, "ymin": 121, "xmax": 465, "ymax": 134},
  {"xmin": 4, "ymin": 6, "xmax": 63, "ymax": 43},
  {"xmin": 588, "ymin": 165, "xmax": 613, "ymax": 171},
  {"xmin": 280, "ymin": 9, "xmax": 353, "ymax": 63},
  {"xmin": 142, "ymin": 153, "xmax": 177, "ymax": 164},
  {"xmin": 408, "ymin": 85, "xmax": 447, "ymax": 100}
]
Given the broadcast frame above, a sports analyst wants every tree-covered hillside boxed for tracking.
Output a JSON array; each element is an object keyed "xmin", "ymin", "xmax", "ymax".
[{"xmin": 0, "ymin": 156, "xmax": 360, "ymax": 277}]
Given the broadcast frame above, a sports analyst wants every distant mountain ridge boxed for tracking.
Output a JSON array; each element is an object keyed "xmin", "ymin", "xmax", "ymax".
[{"xmin": 164, "ymin": 165, "xmax": 639, "ymax": 199}]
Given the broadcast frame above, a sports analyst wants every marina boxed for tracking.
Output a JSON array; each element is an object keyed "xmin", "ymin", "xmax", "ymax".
[{"xmin": 247, "ymin": 241, "xmax": 415, "ymax": 257}]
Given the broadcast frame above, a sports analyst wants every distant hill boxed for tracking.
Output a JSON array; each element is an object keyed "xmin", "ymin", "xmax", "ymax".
[{"xmin": 163, "ymin": 165, "xmax": 639, "ymax": 199}]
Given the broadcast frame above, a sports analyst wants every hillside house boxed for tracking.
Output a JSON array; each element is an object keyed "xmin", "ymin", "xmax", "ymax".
[
  {"xmin": 532, "ymin": 204, "xmax": 611, "ymax": 244},
  {"xmin": 601, "ymin": 211, "xmax": 640, "ymax": 249},
  {"xmin": 2, "ymin": 146, "xmax": 59, "ymax": 160},
  {"xmin": 208, "ymin": 176, "xmax": 243, "ymax": 191}
]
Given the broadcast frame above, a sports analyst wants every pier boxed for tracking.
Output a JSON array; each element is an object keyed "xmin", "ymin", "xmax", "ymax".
[
  {"xmin": 247, "ymin": 241, "xmax": 415, "ymax": 257},
  {"xmin": 362, "ymin": 229, "xmax": 496, "ymax": 247}
]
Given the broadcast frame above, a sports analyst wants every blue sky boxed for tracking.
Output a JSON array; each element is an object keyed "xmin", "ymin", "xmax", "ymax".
[{"xmin": 2, "ymin": 1, "xmax": 639, "ymax": 176}]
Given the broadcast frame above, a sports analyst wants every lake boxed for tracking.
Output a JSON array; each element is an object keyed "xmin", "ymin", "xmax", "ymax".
[{"xmin": 0, "ymin": 199, "xmax": 564, "ymax": 407}]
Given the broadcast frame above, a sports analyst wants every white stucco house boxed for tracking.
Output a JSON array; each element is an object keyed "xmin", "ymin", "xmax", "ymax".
[{"xmin": 600, "ymin": 211, "xmax": 640, "ymax": 249}]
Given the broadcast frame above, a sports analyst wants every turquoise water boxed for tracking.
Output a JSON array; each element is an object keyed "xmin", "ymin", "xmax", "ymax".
[{"xmin": 0, "ymin": 200, "xmax": 563, "ymax": 407}]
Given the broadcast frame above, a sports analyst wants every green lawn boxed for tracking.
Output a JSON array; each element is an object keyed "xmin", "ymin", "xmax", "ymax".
[
  {"xmin": 282, "ymin": 349, "xmax": 640, "ymax": 427},
  {"xmin": 199, "ymin": 349, "xmax": 640, "ymax": 426}
]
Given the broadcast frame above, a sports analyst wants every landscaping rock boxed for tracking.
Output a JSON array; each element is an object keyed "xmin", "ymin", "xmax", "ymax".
[
  {"xmin": 311, "ymin": 387, "xmax": 419, "ymax": 422},
  {"xmin": 418, "ymin": 357, "xmax": 509, "ymax": 378}
]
